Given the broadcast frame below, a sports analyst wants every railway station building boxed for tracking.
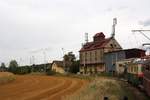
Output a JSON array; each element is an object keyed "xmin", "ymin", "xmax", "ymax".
[{"xmin": 79, "ymin": 32, "xmax": 122, "ymax": 74}]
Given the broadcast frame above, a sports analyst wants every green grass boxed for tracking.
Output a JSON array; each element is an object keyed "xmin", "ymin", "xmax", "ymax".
[
  {"xmin": 52, "ymin": 73, "xmax": 94, "ymax": 82},
  {"xmin": 29, "ymin": 72, "xmax": 46, "ymax": 75},
  {"xmin": 118, "ymin": 81, "xmax": 136, "ymax": 100}
]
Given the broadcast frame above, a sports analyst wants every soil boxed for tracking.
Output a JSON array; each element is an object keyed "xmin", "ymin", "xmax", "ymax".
[{"xmin": 0, "ymin": 75, "xmax": 87, "ymax": 100}]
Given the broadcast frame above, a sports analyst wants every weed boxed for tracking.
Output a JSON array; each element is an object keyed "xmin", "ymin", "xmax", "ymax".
[{"xmin": 62, "ymin": 78, "xmax": 137, "ymax": 100}]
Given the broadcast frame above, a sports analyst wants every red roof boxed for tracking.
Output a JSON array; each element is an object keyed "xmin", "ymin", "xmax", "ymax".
[{"xmin": 79, "ymin": 37, "xmax": 111, "ymax": 52}]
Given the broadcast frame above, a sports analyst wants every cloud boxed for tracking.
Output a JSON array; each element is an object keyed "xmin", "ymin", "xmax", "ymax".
[
  {"xmin": 139, "ymin": 19, "xmax": 150, "ymax": 26},
  {"xmin": 0, "ymin": 0, "xmax": 150, "ymax": 65}
]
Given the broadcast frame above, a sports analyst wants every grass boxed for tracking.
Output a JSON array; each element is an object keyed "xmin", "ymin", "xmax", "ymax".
[
  {"xmin": 53, "ymin": 73, "xmax": 94, "ymax": 82},
  {"xmin": 47, "ymin": 72, "xmax": 149, "ymax": 100},
  {"xmin": 62, "ymin": 77, "xmax": 135, "ymax": 100},
  {"xmin": 29, "ymin": 72, "xmax": 47, "ymax": 75},
  {"xmin": 119, "ymin": 81, "xmax": 150, "ymax": 100},
  {"xmin": 118, "ymin": 81, "xmax": 136, "ymax": 100},
  {"xmin": 0, "ymin": 72, "xmax": 15, "ymax": 85}
]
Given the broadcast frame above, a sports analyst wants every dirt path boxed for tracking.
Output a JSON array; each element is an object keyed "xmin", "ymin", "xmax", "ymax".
[{"xmin": 0, "ymin": 75, "xmax": 87, "ymax": 100}]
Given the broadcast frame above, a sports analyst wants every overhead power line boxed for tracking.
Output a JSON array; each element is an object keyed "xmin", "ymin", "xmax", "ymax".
[{"xmin": 131, "ymin": 30, "xmax": 150, "ymax": 41}]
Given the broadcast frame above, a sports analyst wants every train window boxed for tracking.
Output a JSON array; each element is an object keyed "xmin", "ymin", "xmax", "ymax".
[
  {"xmin": 134, "ymin": 67, "xmax": 135, "ymax": 72},
  {"xmin": 134, "ymin": 66, "xmax": 138, "ymax": 73},
  {"xmin": 141, "ymin": 66, "xmax": 144, "ymax": 72},
  {"xmin": 119, "ymin": 64, "xmax": 122, "ymax": 67},
  {"xmin": 110, "ymin": 44, "xmax": 113, "ymax": 47},
  {"xmin": 145, "ymin": 66, "xmax": 150, "ymax": 71},
  {"xmin": 134, "ymin": 67, "xmax": 137, "ymax": 73},
  {"xmin": 131, "ymin": 66, "xmax": 133, "ymax": 72}
]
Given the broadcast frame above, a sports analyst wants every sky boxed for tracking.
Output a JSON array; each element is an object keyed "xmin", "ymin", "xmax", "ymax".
[{"xmin": 0, "ymin": 0, "xmax": 150, "ymax": 66}]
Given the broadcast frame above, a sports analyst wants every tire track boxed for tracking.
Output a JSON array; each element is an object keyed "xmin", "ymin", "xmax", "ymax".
[
  {"xmin": 0, "ymin": 75, "xmax": 87, "ymax": 100},
  {"xmin": 0, "ymin": 76, "xmax": 40, "ymax": 98},
  {"xmin": 49, "ymin": 79, "xmax": 85, "ymax": 100},
  {"xmin": 0, "ymin": 76, "xmax": 62, "ymax": 99},
  {"xmin": 25, "ymin": 78, "xmax": 72, "ymax": 100},
  {"xmin": 12, "ymin": 76, "xmax": 62, "ymax": 99}
]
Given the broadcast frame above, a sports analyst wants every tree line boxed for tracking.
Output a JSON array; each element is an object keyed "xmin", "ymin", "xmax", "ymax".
[
  {"xmin": 0, "ymin": 60, "xmax": 51, "ymax": 74},
  {"xmin": 0, "ymin": 52, "xmax": 80, "ymax": 74}
]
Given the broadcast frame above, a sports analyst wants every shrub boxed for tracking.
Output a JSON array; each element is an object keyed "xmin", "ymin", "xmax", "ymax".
[
  {"xmin": 8, "ymin": 60, "xmax": 18, "ymax": 74},
  {"xmin": 29, "ymin": 72, "xmax": 46, "ymax": 75},
  {"xmin": 46, "ymin": 70, "xmax": 56, "ymax": 75}
]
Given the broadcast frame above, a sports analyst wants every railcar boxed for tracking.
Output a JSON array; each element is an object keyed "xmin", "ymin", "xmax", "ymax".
[
  {"xmin": 127, "ymin": 61, "xmax": 144, "ymax": 86},
  {"xmin": 143, "ymin": 59, "xmax": 150, "ymax": 96}
]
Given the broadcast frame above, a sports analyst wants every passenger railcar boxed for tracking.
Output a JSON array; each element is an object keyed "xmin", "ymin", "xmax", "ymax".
[
  {"xmin": 127, "ymin": 62, "xmax": 144, "ymax": 86},
  {"xmin": 143, "ymin": 59, "xmax": 150, "ymax": 96}
]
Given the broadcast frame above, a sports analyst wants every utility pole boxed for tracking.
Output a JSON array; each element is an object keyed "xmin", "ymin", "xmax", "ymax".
[
  {"xmin": 29, "ymin": 47, "xmax": 51, "ymax": 72},
  {"xmin": 29, "ymin": 56, "xmax": 35, "ymax": 65},
  {"xmin": 61, "ymin": 48, "xmax": 65, "ymax": 56},
  {"xmin": 30, "ymin": 47, "xmax": 51, "ymax": 64},
  {"xmin": 62, "ymin": 48, "xmax": 66, "ymax": 68}
]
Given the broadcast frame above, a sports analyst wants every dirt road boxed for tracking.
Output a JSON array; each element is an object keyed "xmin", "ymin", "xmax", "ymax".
[{"xmin": 0, "ymin": 75, "xmax": 86, "ymax": 100}]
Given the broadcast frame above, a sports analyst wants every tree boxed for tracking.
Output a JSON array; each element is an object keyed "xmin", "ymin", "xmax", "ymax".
[
  {"xmin": 8, "ymin": 60, "xmax": 18, "ymax": 74},
  {"xmin": 0, "ymin": 63, "xmax": 6, "ymax": 71},
  {"xmin": 63, "ymin": 52, "xmax": 76, "ymax": 73},
  {"xmin": 1, "ymin": 63, "xmax": 6, "ymax": 68},
  {"xmin": 70, "ymin": 60, "xmax": 80, "ymax": 73}
]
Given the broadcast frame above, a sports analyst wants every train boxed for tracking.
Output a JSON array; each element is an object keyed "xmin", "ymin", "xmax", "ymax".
[
  {"xmin": 143, "ymin": 58, "xmax": 150, "ymax": 96},
  {"xmin": 126, "ymin": 57, "xmax": 150, "ymax": 96},
  {"xmin": 127, "ymin": 61, "xmax": 144, "ymax": 86}
]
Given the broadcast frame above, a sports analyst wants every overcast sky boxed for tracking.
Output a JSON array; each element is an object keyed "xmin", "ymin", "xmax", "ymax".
[{"xmin": 0, "ymin": 0, "xmax": 150, "ymax": 66}]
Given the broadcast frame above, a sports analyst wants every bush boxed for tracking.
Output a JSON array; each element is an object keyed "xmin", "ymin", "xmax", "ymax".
[
  {"xmin": 16, "ymin": 66, "xmax": 31, "ymax": 75},
  {"xmin": 8, "ymin": 60, "xmax": 18, "ymax": 74},
  {"xmin": 46, "ymin": 70, "xmax": 56, "ymax": 75},
  {"xmin": 30, "ymin": 72, "xmax": 46, "ymax": 75},
  {"xmin": 97, "ymin": 72, "xmax": 113, "ymax": 77}
]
